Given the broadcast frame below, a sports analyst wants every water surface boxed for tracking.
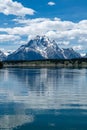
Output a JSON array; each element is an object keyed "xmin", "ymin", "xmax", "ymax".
[{"xmin": 0, "ymin": 68, "xmax": 87, "ymax": 130}]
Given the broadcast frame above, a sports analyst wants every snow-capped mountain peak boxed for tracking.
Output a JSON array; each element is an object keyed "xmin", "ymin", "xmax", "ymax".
[
  {"xmin": 7, "ymin": 35, "xmax": 81, "ymax": 61},
  {"xmin": 27, "ymin": 35, "xmax": 50, "ymax": 49}
]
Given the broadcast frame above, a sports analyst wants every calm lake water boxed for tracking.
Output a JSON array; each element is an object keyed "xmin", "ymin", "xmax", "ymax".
[{"xmin": 0, "ymin": 68, "xmax": 87, "ymax": 130}]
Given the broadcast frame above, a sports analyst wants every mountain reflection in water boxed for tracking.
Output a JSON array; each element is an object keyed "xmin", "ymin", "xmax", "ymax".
[{"xmin": 0, "ymin": 68, "xmax": 87, "ymax": 130}]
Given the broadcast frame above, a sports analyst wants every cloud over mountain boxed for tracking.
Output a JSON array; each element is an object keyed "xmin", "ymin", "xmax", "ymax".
[{"xmin": 0, "ymin": 17, "xmax": 87, "ymax": 54}]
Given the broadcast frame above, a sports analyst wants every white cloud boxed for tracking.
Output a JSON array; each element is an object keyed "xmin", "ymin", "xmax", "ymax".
[
  {"xmin": 1, "ymin": 18, "xmax": 75, "ymax": 37},
  {"xmin": 48, "ymin": 1, "xmax": 56, "ymax": 6},
  {"xmin": 0, "ymin": 34, "xmax": 21, "ymax": 42},
  {"xmin": 0, "ymin": 48, "xmax": 14, "ymax": 55},
  {"xmin": 0, "ymin": 0, "xmax": 35, "ymax": 16},
  {"xmin": 73, "ymin": 45, "xmax": 83, "ymax": 51},
  {"xmin": 0, "ymin": 18, "xmax": 87, "ymax": 53},
  {"xmin": 78, "ymin": 37, "xmax": 87, "ymax": 43}
]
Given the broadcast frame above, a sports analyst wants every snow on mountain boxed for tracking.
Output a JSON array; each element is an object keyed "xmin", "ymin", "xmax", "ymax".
[
  {"xmin": 63, "ymin": 48, "xmax": 81, "ymax": 59},
  {"xmin": 7, "ymin": 35, "xmax": 81, "ymax": 61},
  {"xmin": 0, "ymin": 50, "xmax": 6, "ymax": 61},
  {"xmin": 4, "ymin": 50, "xmax": 15, "ymax": 56},
  {"xmin": 83, "ymin": 53, "xmax": 87, "ymax": 58}
]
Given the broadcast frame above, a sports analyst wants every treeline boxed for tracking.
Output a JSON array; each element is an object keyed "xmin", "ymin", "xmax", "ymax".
[
  {"xmin": 3, "ymin": 58, "xmax": 87, "ymax": 68},
  {"xmin": 0, "ymin": 61, "xmax": 3, "ymax": 68}
]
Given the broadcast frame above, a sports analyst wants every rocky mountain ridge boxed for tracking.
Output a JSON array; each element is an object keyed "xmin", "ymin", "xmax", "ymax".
[{"xmin": 0, "ymin": 36, "xmax": 82, "ymax": 61}]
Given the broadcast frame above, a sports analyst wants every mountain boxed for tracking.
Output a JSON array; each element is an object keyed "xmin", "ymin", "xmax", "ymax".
[
  {"xmin": 7, "ymin": 35, "xmax": 81, "ymax": 61},
  {"xmin": 0, "ymin": 50, "xmax": 6, "ymax": 61},
  {"xmin": 4, "ymin": 50, "xmax": 14, "ymax": 56},
  {"xmin": 62, "ymin": 48, "xmax": 81, "ymax": 59},
  {"xmin": 83, "ymin": 53, "xmax": 87, "ymax": 58}
]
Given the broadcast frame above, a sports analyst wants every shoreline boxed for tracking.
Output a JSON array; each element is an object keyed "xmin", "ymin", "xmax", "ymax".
[{"xmin": 2, "ymin": 58, "xmax": 87, "ymax": 68}]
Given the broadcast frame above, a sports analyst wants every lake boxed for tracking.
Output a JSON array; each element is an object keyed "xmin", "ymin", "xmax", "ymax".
[{"xmin": 0, "ymin": 68, "xmax": 87, "ymax": 130}]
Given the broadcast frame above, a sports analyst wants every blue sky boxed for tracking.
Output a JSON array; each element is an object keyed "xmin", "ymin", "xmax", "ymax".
[{"xmin": 0, "ymin": 0, "xmax": 87, "ymax": 54}]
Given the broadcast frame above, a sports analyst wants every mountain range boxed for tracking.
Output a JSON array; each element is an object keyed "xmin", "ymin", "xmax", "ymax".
[{"xmin": 0, "ymin": 36, "xmax": 82, "ymax": 61}]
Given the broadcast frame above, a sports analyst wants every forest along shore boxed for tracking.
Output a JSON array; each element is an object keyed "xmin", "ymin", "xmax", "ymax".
[
  {"xmin": 2, "ymin": 58, "xmax": 87, "ymax": 68},
  {"xmin": 0, "ymin": 62, "xmax": 3, "ymax": 68}
]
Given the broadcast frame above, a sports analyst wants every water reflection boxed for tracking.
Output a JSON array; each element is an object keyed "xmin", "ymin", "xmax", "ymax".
[
  {"xmin": 0, "ymin": 115, "xmax": 33, "ymax": 130},
  {"xmin": 0, "ymin": 68, "xmax": 87, "ymax": 129}
]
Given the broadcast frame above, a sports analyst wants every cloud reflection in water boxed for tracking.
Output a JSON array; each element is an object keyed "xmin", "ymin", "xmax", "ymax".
[{"xmin": 0, "ymin": 68, "xmax": 87, "ymax": 129}]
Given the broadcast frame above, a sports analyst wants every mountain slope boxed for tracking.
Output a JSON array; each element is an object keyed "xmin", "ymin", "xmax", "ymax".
[
  {"xmin": 63, "ymin": 48, "xmax": 81, "ymax": 59},
  {"xmin": 0, "ymin": 50, "xmax": 6, "ymax": 61},
  {"xmin": 7, "ymin": 36, "xmax": 81, "ymax": 61}
]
